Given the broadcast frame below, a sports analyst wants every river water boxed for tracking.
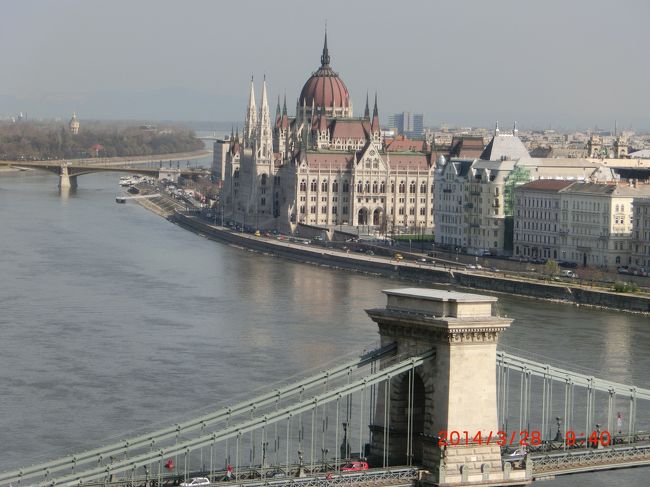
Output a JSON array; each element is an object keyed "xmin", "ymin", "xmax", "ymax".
[{"xmin": 1, "ymin": 169, "xmax": 649, "ymax": 485}]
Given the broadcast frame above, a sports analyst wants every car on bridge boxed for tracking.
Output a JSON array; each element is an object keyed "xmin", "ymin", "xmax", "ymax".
[
  {"xmin": 180, "ymin": 477, "xmax": 211, "ymax": 487},
  {"xmin": 340, "ymin": 461, "xmax": 369, "ymax": 471},
  {"xmin": 502, "ymin": 447, "xmax": 527, "ymax": 468}
]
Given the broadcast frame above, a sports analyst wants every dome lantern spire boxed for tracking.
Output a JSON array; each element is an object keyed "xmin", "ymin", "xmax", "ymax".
[{"xmin": 320, "ymin": 29, "xmax": 330, "ymax": 67}]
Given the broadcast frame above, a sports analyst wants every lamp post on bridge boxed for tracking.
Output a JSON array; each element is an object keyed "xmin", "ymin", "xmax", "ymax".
[
  {"xmin": 554, "ymin": 416, "xmax": 563, "ymax": 442},
  {"xmin": 340, "ymin": 422, "xmax": 350, "ymax": 461},
  {"xmin": 320, "ymin": 448, "xmax": 328, "ymax": 468}
]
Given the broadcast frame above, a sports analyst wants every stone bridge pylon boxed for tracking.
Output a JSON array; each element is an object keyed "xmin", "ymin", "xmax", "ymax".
[{"xmin": 366, "ymin": 288, "xmax": 531, "ymax": 486}]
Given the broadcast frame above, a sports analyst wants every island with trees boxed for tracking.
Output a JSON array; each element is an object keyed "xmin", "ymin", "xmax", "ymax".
[{"xmin": 0, "ymin": 120, "xmax": 204, "ymax": 161}]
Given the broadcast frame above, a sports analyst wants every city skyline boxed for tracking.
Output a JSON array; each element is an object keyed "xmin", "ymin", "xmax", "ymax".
[{"xmin": 2, "ymin": 0, "xmax": 649, "ymax": 130}]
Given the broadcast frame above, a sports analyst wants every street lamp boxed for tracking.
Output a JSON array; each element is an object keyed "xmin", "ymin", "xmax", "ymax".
[
  {"xmin": 340, "ymin": 422, "xmax": 350, "ymax": 461},
  {"xmin": 321, "ymin": 448, "xmax": 329, "ymax": 467},
  {"xmin": 554, "ymin": 417, "xmax": 563, "ymax": 442}
]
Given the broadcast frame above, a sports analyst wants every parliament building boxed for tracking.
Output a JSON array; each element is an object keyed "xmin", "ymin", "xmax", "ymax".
[{"xmin": 222, "ymin": 33, "xmax": 438, "ymax": 234}]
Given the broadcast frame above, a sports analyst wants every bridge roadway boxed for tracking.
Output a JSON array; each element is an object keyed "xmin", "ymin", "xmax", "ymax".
[
  {"xmin": 0, "ymin": 160, "xmax": 210, "ymax": 177},
  {"xmin": 0, "ymin": 150, "xmax": 211, "ymax": 168},
  {"xmin": 61, "ymin": 444, "xmax": 650, "ymax": 487}
]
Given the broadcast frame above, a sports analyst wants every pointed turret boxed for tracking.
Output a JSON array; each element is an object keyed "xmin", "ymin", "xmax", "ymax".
[
  {"xmin": 318, "ymin": 102, "xmax": 328, "ymax": 133},
  {"xmin": 300, "ymin": 99, "xmax": 309, "ymax": 150},
  {"xmin": 243, "ymin": 76, "xmax": 257, "ymax": 148},
  {"xmin": 256, "ymin": 76, "xmax": 273, "ymax": 159},
  {"xmin": 281, "ymin": 95, "xmax": 288, "ymax": 129},
  {"xmin": 513, "ymin": 121, "xmax": 518, "ymax": 136},
  {"xmin": 364, "ymin": 93, "xmax": 370, "ymax": 120},
  {"xmin": 371, "ymin": 93, "xmax": 380, "ymax": 134},
  {"xmin": 231, "ymin": 128, "xmax": 241, "ymax": 155},
  {"xmin": 275, "ymin": 96, "xmax": 281, "ymax": 129},
  {"xmin": 494, "ymin": 120, "xmax": 500, "ymax": 135}
]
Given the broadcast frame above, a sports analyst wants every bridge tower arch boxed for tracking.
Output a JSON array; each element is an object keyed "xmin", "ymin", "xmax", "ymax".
[{"xmin": 366, "ymin": 288, "xmax": 530, "ymax": 486}]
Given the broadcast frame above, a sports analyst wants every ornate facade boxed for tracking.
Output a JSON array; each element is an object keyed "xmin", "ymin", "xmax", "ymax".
[{"xmin": 223, "ymin": 34, "xmax": 436, "ymax": 233}]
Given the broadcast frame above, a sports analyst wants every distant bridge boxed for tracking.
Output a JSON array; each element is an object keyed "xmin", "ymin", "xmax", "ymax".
[{"xmin": 0, "ymin": 160, "xmax": 211, "ymax": 188}]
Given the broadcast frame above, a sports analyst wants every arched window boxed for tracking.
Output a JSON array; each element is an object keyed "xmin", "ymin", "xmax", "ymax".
[
  {"xmin": 321, "ymin": 180, "xmax": 328, "ymax": 192},
  {"xmin": 372, "ymin": 181, "xmax": 378, "ymax": 193},
  {"xmin": 365, "ymin": 181, "xmax": 371, "ymax": 193},
  {"xmin": 342, "ymin": 180, "xmax": 349, "ymax": 192},
  {"xmin": 409, "ymin": 182, "xmax": 416, "ymax": 194},
  {"xmin": 310, "ymin": 180, "xmax": 317, "ymax": 191},
  {"xmin": 399, "ymin": 181, "xmax": 405, "ymax": 193},
  {"xmin": 391, "ymin": 182, "xmax": 395, "ymax": 193},
  {"xmin": 332, "ymin": 181, "xmax": 339, "ymax": 192},
  {"xmin": 380, "ymin": 181, "xmax": 386, "ymax": 193},
  {"xmin": 420, "ymin": 182, "xmax": 426, "ymax": 193},
  {"xmin": 300, "ymin": 179, "xmax": 307, "ymax": 191},
  {"xmin": 234, "ymin": 169, "xmax": 240, "ymax": 179},
  {"xmin": 357, "ymin": 181, "xmax": 363, "ymax": 193}
]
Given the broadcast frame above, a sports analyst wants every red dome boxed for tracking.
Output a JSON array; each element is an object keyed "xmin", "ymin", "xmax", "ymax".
[
  {"xmin": 298, "ymin": 33, "xmax": 350, "ymax": 110},
  {"xmin": 299, "ymin": 70, "xmax": 350, "ymax": 109}
]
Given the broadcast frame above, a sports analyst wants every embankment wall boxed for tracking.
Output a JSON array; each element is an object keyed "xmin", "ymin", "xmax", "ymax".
[{"xmin": 173, "ymin": 213, "xmax": 650, "ymax": 314}]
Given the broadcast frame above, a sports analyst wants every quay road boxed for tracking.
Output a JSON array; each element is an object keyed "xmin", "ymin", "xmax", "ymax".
[{"xmin": 170, "ymin": 212, "xmax": 650, "ymax": 313}]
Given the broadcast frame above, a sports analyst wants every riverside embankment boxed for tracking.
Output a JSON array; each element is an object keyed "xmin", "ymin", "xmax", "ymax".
[{"xmin": 172, "ymin": 212, "xmax": 650, "ymax": 314}]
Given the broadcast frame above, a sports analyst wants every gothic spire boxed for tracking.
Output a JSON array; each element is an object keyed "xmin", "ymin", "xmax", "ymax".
[
  {"xmin": 301, "ymin": 99, "xmax": 308, "ymax": 151},
  {"xmin": 243, "ymin": 76, "xmax": 257, "ymax": 148},
  {"xmin": 256, "ymin": 77, "xmax": 272, "ymax": 158},
  {"xmin": 275, "ymin": 95, "xmax": 281, "ymax": 128},
  {"xmin": 364, "ymin": 93, "xmax": 370, "ymax": 120},
  {"xmin": 320, "ymin": 29, "xmax": 330, "ymax": 66},
  {"xmin": 371, "ymin": 92, "xmax": 380, "ymax": 133},
  {"xmin": 282, "ymin": 94, "xmax": 287, "ymax": 116}
]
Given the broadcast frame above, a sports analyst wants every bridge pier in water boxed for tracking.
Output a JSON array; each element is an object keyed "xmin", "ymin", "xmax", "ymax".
[
  {"xmin": 58, "ymin": 164, "xmax": 78, "ymax": 189},
  {"xmin": 366, "ymin": 288, "xmax": 531, "ymax": 486}
]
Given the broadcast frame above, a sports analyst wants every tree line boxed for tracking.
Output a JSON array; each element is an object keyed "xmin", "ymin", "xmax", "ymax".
[{"xmin": 0, "ymin": 122, "xmax": 204, "ymax": 160}]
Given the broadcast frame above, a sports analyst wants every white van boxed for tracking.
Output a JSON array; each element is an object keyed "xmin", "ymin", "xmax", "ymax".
[{"xmin": 561, "ymin": 270, "xmax": 577, "ymax": 278}]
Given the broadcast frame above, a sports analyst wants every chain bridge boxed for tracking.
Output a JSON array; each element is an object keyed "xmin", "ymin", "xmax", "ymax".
[
  {"xmin": 0, "ymin": 161, "xmax": 210, "ymax": 188},
  {"xmin": 2, "ymin": 289, "xmax": 649, "ymax": 487}
]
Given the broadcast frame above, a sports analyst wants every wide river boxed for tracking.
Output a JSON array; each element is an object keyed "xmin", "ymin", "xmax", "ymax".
[{"xmin": 1, "ymin": 169, "xmax": 649, "ymax": 486}]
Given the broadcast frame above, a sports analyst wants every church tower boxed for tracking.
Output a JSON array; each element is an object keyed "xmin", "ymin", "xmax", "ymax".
[{"xmin": 69, "ymin": 113, "xmax": 80, "ymax": 135}]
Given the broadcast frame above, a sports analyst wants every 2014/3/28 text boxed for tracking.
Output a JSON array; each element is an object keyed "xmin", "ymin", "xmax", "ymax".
[{"xmin": 437, "ymin": 430, "xmax": 611, "ymax": 447}]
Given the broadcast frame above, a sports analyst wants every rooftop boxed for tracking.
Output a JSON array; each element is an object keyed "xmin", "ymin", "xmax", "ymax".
[
  {"xmin": 383, "ymin": 288, "xmax": 497, "ymax": 303},
  {"xmin": 517, "ymin": 180, "xmax": 575, "ymax": 191}
]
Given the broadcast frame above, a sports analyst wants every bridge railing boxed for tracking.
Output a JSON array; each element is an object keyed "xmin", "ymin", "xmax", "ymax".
[
  {"xmin": 0, "ymin": 343, "xmax": 398, "ymax": 487},
  {"xmin": 29, "ymin": 349, "xmax": 433, "ymax": 487},
  {"xmin": 531, "ymin": 443, "xmax": 650, "ymax": 475},
  {"xmin": 496, "ymin": 349, "xmax": 650, "ymax": 451}
]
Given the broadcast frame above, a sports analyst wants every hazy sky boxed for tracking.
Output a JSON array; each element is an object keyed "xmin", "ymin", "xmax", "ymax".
[{"xmin": 3, "ymin": 0, "xmax": 649, "ymax": 130}]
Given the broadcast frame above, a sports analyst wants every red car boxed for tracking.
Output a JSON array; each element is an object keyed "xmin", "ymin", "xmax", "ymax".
[{"xmin": 341, "ymin": 461, "xmax": 369, "ymax": 472}]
